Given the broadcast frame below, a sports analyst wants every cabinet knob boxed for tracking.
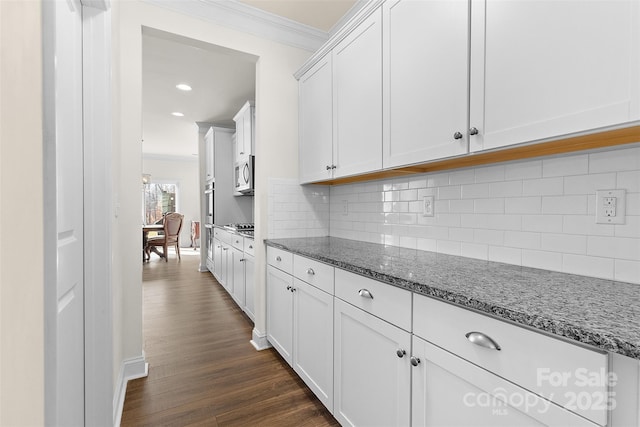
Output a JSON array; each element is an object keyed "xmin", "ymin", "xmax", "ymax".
[
  {"xmin": 240, "ymin": 151, "xmax": 245, "ymax": 155},
  {"xmin": 249, "ymin": 245, "xmax": 253, "ymax": 249},
  {"xmin": 276, "ymin": 256, "xmax": 282, "ymax": 262},
  {"xmin": 358, "ymin": 289, "xmax": 373, "ymax": 299},
  {"xmin": 465, "ymin": 331, "xmax": 501, "ymax": 350},
  {"xmin": 306, "ymin": 268, "xmax": 315, "ymax": 276},
  {"xmin": 396, "ymin": 349, "xmax": 406, "ymax": 358},
  {"xmin": 286, "ymin": 285, "xmax": 292, "ymax": 291},
  {"xmin": 326, "ymin": 165, "xmax": 332, "ymax": 170},
  {"xmin": 469, "ymin": 127, "xmax": 479, "ymax": 136},
  {"xmin": 239, "ymin": 258, "xmax": 245, "ymax": 262},
  {"xmin": 331, "ymin": 165, "xmax": 337, "ymax": 169},
  {"xmin": 291, "ymin": 287, "xmax": 296, "ymax": 292},
  {"xmin": 410, "ymin": 356, "xmax": 421, "ymax": 367},
  {"xmin": 453, "ymin": 131, "xmax": 463, "ymax": 140},
  {"xmin": 223, "ymin": 247, "xmax": 228, "ymax": 251}
]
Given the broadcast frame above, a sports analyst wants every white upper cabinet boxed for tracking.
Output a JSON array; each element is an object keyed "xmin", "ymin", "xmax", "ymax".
[
  {"xmin": 383, "ymin": 0, "xmax": 469, "ymax": 168},
  {"xmin": 333, "ymin": 8, "xmax": 383, "ymax": 179},
  {"xmin": 299, "ymin": 55, "xmax": 334, "ymax": 184},
  {"xmin": 233, "ymin": 101, "xmax": 255, "ymax": 161},
  {"xmin": 469, "ymin": 0, "xmax": 640, "ymax": 152}
]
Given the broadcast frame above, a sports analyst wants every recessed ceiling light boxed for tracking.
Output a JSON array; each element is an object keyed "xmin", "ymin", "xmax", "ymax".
[
  {"xmin": 171, "ymin": 112, "xmax": 184, "ymax": 117},
  {"xmin": 176, "ymin": 83, "xmax": 192, "ymax": 91}
]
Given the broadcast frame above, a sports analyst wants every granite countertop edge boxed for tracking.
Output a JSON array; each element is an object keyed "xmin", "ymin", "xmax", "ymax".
[{"xmin": 265, "ymin": 239, "xmax": 639, "ymax": 360}]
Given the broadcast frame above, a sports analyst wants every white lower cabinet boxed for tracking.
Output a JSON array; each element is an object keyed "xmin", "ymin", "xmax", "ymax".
[
  {"xmin": 333, "ymin": 298, "xmax": 411, "ymax": 427},
  {"xmin": 266, "ymin": 265, "xmax": 334, "ymax": 410},
  {"xmin": 230, "ymin": 246, "xmax": 244, "ymax": 307},
  {"xmin": 411, "ymin": 336, "xmax": 598, "ymax": 427}
]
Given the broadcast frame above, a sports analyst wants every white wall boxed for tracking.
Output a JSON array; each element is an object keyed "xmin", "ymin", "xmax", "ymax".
[
  {"xmin": 143, "ymin": 155, "xmax": 200, "ymax": 247},
  {"xmin": 328, "ymin": 145, "xmax": 640, "ymax": 284},
  {"xmin": 112, "ymin": 0, "xmax": 311, "ymax": 393},
  {"xmin": 0, "ymin": 1, "xmax": 45, "ymax": 424}
]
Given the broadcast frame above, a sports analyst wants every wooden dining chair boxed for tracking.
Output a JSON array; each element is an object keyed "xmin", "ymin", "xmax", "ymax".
[{"xmin": 145, "ymin": 213, "xmax": 184, "ymax": 262}]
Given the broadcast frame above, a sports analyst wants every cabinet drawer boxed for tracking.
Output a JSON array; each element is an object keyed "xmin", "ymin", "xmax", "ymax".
[
  {"xmin": 334, "ymin": 269, "xmax": 411, "ymax": 332},
  {"xmin": 231, "ymin": 234, "xmax": 243, "ymax": 251},
  {"xmin": 266, "ymin": 246, "xmax": 293, "ymax": 274},
  {"xmin": 243, "ymin": 238, "xmax": 255, "ymax": 256},
  {"xmin": 293, "ymin": 255, "xmax": 334, "ymax": 295},
  {"xmin": 413, "ymin": 294, "xmax": 608, "ymax": 426}
]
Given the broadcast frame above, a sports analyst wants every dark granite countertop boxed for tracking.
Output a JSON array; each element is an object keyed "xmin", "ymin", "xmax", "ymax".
[{"xmin": 266, "ymin": 236, "xmax": 640, "ymax": 360}]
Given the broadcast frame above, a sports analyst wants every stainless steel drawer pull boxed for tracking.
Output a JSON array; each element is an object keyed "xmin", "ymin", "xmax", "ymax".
[
  {"xmin": 358, "ymin": 289, "xmax": 373, "ymax": 299},
  {"xmin": 410, "ymin": 356, "xmax": 421, "ymax": 367},
  {"xmin": 306, "ymin": 268, "xmax": 315, "ymax": 275},
  {"xmin": 249, "ymin": 245, "xmax": 253, "ymax": 249},
  {"xmin": 396, "ymin": 349, "xmax": 406, "ymax": 358},
  {"xmin": 276, "ymin": 256, "xmax": 282, "ymax": 262},
  {"xmin": 465, "ymin": 331, "xmax": 501, "ymax": 351}
]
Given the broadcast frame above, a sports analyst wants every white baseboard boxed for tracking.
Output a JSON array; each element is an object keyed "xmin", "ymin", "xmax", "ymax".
[
  {"xmin": 198, "ymin": 265, "xmax": 208, "ymax": 272},
  {"xmin": 250, "ymin": 327, "xmax": 272, "ymax": 351},
  {"xmin": 113, "ymin": 354, "xmax": 148, "ymax": 427}
]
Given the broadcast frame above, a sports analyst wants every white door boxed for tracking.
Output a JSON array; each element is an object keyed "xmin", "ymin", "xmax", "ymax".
[
  {"xmin": 299, "ymin": 54, "xmax": 334, "ymax": 184},
  {"xmin": 469, "ymin": 0, "xmax": 640, "ymax": 152},
  {"xmin": 266, "ymin": 265, "xmax": 294, "ymax": 365},
  {"xmin": 47, "ymin": 0, "xmax": 85, "ymax": 424},
  {"xmin": 333, "ymin": 298, "xmax": 411, "ymax": 427},
  {"xmin": 383, "ymin": 0, "xmax": 469, "ymax": 168},
  {"xmin": 333, "ymin": 8, "xmax": 383, "ymax": 179},
  {"xmin": 292, "ymin": 279, "xmax": 334, "ymax": 411}
]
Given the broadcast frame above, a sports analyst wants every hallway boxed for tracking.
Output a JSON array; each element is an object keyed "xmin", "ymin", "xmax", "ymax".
[{"xmin": 120, "ymin": 253, "xmax": 338, "ymax": 426}]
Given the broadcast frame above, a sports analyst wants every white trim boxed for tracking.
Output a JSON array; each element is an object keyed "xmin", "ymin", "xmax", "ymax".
[
  {"xmin": 83, "ymin": 4, "xmax": 114, "ymax": 425},
  {"xmin": 250, "ymin": 327, "xmax": 272, "ymax": 351},
  {"xmin": 328, "ymin": 0, "xmax": 370, "ymax": 36},
  {"xmin": 293, "ymin": 0, "xmax": 384, "ymax": 80},
  {"xmin": 142, "ymin": 153, "xmax": 199, "ymax": 162},
  {"xmin": 143, "ymin": 0, "xmax": 329, "ymax": 52},
  {"xmin": 81, "ymin": 0, "xmax": 109, "ymax": 11},
  {"xmin": 113, "ymin": 355, "xmax": 149, "ymax": 427}
]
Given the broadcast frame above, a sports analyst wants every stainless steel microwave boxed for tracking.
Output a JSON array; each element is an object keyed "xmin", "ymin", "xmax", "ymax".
[{"xmin": 235, "ymin": 156, "xmax": 254, "ymax": 194}]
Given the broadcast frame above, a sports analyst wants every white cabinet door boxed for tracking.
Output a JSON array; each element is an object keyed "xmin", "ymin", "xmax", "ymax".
[
  {"xmin": 382, "ymin": 0, "xmax": 469, "ymax": 168},
  {"xmin": 333, "ymin": 298, "xmax": 411, "ymax": 427},
  {"xmin": 266, "ymin": 265, "xmax": 294, "ymax": 365},
  {"xmin": 411, "ymin": 336, "xmax": 598, "ymax": 427},
  {"xmin": 299, "ymin": 55, "xmax": 334, "ymax": 184},
  {"xmin": 233, "ymin": 101, "xmax": 254, "ymax": 162},
  {"xmin": 224, "ymin": 245, "xmax": 233, "ymax": 293},
  {"xmin": 204, "ymin": 127, "xmax": 214, "ymax": 182},
  {"xmin": 243, "ymin": 253, "xmax": 255, "ymax": 322},
  {"xmin": 293, "ymin": 279, "xmax": 334, "ymax": 411},
  {"xmin": 231, "ymin": 246, "xmax": 245, "ymax": 307},
  {"xmin": 213, "ymin": 237, "xmax": 223, "ymax": 282},
  {"xmin": 333, "ymin": 9, "xmax": 383, "ymax": 179},
  {"xmin": 470, "ymin": 0, "xmax": 640, "ymax": 152}
]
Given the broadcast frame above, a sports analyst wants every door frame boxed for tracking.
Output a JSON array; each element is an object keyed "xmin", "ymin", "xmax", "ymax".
[{"xmin": 42, "ymin": 1, "xmax": 113, "ymax": 425}]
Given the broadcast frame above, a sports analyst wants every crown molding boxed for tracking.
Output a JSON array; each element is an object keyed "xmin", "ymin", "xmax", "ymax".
[
  {"xmin": 328, "ymin": 0, "xmax": 370, "ymax": 37},
  {"xmin": 143, "ymin": 0, "xmax": 331, "ymax": 52}
]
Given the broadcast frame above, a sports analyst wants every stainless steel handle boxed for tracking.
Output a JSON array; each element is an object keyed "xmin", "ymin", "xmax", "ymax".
[
  {"xmin": 358, "ymin": 289, "xmax": 373, "ymax": 299},
  {"xmin": 326, "ymin": 165, "xmax": 332, "ymax": 170},
  {"xmin": 410, "ymin": 356, "xmax": 421, "ymax": 367},
  {"xmin": 396, "ymin": 349, "xmax": 406, "ymax": 358},
  {"xmin": 249, "ymin": 245, "xmax": 253, "ymax": 249},
  {"xmin": 291, "ymin": 287, "xmax": 296, "ymax": 292},
  {"xmin": 331, "ymin": 165, "xmax": 337, "ymax": 169},
  {"xmin": 240, "ymin": 151, "xmax": 245, "ymax": 155},
  {"xmin": 306, "ymin": 268, "xmax": 315, "ymax": 275},
  {"xmin": 239, "ymin": 258, "xmax": 245, "ymax": 262},
  {"xmin": 469, "ymin": 127, "xmax": 479, "ymax": 136},
  {"xmin": 276, "ymin": 256, "xmax": 282, "ymax": 262},
  {"xmin": 465, "ymin": 331, "xmax": 501, "ymax": 351},
  {"xmin": 453, "ymin": 131, "xmax": 463, "ymax": 140},
  {"xmin": 286, "ymin": 285, "xmax": 292, "ymax": 291},
  {"xmin": 222, "ymin": 247, "xmax": 228, "ymax": 251}
]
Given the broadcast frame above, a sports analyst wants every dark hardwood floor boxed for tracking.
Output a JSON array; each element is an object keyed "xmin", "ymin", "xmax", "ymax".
[{"xmin": 121, "ymin": 251, "xmax": 339, "ymax": 427}]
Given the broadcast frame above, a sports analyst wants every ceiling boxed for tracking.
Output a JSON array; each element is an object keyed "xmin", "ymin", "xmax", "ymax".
[{"xmin": 142, "ymin": 0, "xmax": 357, "ymax": 160}]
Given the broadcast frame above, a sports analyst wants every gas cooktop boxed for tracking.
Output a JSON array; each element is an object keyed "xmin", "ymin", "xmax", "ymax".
[{"xmin": 223, "ymin": 223, "xmax": 254, "ymax": 232}]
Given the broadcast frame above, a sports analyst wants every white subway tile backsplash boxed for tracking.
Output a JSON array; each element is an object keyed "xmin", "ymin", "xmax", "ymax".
[
  {"xmin": 522, "ymin": 250, "xmax": 563, "ymax": 271},
  {"xmin": 563, "ymin": 173, "xmax": 616, "ymax": 195},
  {"xmin": 562, "ymin": 254, "xmax": 614, "ymax": 280},
  {"xmin": 505, "ymin": 160, "xmax": 543, "ymax": 180},
  {"xmin": 615, "ymin": 260, "xmax": 640, "ymax": 284},
  {"xmin": 542, "ymin": 195, "xmax": 588, "ymax": 215},
  {"xmin": 543, "ymin": 154, "xmax": 589, "ymax": 177},
  {"xmin": 589, "ymin": 145, "xmax": 640, "ymax": 173},
  {"xmin": 267, "ymin": 148, "xmax": 640, "ymax": 284},
  {"xmin": 522, "ymin": 177, "xmax": 564, "ymax": 196},
  {"xmin": 541, "ymin": 233, "xmax": 587, "ymax": 255}
]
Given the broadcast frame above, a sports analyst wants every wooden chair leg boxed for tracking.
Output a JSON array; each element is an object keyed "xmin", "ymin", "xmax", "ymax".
[
  {"xmin": 176, "ymin": 243, "xmax": 181, "ymax": 260},
  {"xmin": 164, "ymin": 243, "xmax": 168, "ymax": 262}
]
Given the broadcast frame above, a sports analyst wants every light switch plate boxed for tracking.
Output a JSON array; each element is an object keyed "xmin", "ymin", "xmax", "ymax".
[
  {"xmin": 595, "ymin": 189, "xmax": 625, "ymax": 224},
  {"xmin": 423, "ymin": 196, "xmax": 434, "ymax": 217}
]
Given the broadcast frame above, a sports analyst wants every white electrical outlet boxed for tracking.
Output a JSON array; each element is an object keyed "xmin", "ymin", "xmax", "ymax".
[
  {"xmin": 595, "ymin": 189, "xmax": 626, "ymax": 224},
  {"xmin": 423, "ymin": 196, "xmax": 434, "ymax": 217},
  {"xmin": 342, "ymin": 200, "xmax": 348, "ymax": 216}
]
